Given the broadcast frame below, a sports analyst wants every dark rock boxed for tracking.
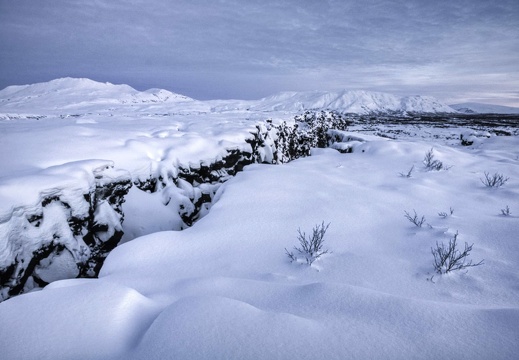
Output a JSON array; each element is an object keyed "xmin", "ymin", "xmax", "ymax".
[
  {"xmin": 1, "ymin": 110, "xmax": 353, "ymax": 301},
  {"xmin": 0, "ymin": 165, "xmax": 132, "ymax": 301}
]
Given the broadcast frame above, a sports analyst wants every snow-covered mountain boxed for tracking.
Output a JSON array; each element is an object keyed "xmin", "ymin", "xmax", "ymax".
[
  {"xmin": 252, "ymin": 90, "xmax": 405, "ymax": 113},
  {"xmin": 211, "ymin": 90, "xmax": 458, "ymax": 114},
  {"xmin": 450, "ymin": 102, "xmax": 519, "ymax": 114},
  {"xmin": 0, "ymin": 78, "xmax": 459, "ymax": 115},
  {"xmin": 0, "ymin": 77, "xmax": 195, "ymax": 112},
  {"xmin": 5, "ymin": 77, "xmax": 519, "ymax": 116},
  {"xmin": 399, "ymin": 95, "xmax": 458, "ymax": 113}
]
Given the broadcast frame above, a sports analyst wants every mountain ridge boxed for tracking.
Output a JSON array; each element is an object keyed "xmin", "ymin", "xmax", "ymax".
[
  {"xmin": 0, "ymin": 77, "xmax": 195, "ymax": 111},
  {"xmin": 1, "ymin": 77, "xmax": 518, "ymax": 115},
  {"xmin": 450, "ymin": 102, "xmax": 519, "ymax": 114},
  {"xmin": 246, "ymin": 90, "xmax": 457, "ymax": 114}
]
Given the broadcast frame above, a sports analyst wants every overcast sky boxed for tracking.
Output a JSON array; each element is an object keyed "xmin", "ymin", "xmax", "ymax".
[{"xmin": 1, "ymin": 0, "xmax": 518, "ymax": 106}]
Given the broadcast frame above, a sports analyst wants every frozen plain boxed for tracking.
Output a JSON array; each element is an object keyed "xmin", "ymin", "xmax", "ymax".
[{"xmin": 0, "ymin": 79, "xmax": 518, "ymax": 359}]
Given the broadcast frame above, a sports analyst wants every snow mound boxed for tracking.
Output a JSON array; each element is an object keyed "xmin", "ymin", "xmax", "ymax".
[{"xmin": 0, "ymin": 280, "xmax": 159, "ymax": 360}]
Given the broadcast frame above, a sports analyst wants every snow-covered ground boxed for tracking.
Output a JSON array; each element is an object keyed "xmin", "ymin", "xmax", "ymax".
[{"xmin": 0, "ymin": 79, "xmax": 518, "ymax": 359}]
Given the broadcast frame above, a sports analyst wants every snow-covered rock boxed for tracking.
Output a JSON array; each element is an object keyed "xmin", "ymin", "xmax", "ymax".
[
  {"xmin": 0, "ymin": 109, "xmax": 351, "ymax": 300},
  {"xmin": 0, "ymin": 161, "xmax": 132, "ymax": 300}
]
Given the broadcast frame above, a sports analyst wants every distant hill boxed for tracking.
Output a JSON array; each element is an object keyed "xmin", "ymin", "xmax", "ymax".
[
  {"xmin": 0, "ymin": 77, "xmax": 195, "ymax": 112},
  {"xmin": 450, "ymin": 102, "xmax": 519, "ymax": 114},
  {"xmin": 4, "ymin": 78, "xmax": 517, "ymax": 116},
  {"xmin": 212, "ymin": 90, "xmax": 458, "ymax": 114}
]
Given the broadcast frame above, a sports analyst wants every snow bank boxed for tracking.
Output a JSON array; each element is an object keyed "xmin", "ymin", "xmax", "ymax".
[{"xmin": 0, "ymin": 280, "xmax": 160, "ymax": 360}]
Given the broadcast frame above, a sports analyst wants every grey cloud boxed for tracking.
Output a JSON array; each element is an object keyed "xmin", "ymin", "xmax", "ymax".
[{"xmin": 0, "ymin": 0, "xmax": 518, "ymax": 104}]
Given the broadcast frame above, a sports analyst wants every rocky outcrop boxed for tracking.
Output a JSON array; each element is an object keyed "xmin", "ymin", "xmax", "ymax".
[
  {"xmin": 132, "ymin": 111, "xmax": 350, "ymax": 229},
  {"xmin": 0, "ymin": 111, "xmax": 350, "ymax": 301},
  {"xmin": 0, "ymin": 163, "xmax": 131, "ymax": 300}
]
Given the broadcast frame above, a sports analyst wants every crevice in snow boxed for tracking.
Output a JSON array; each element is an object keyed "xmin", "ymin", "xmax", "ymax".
[
  {"xmin": 130, "ymin": 111, "xmax": 350, "ymax": 230},
  {"xmin": 0, "ymin": 111, "xmax": 351, "ymax": 301}
]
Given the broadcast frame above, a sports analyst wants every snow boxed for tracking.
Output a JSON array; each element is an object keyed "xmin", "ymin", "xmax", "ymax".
[
  {"xmin": 0, "ymin": 77, "xmax": 195, "ymax": 112},
  {"xmin": 0, "ymin": 78, "xmax": 518, "ymax": 359},
  {"xmin": 217, "ymin": 89, "xmax": 458, "ymax": 114},
  {"xmin": 451, "ymin": 102, "xmax": 519, "ymax": 114}
]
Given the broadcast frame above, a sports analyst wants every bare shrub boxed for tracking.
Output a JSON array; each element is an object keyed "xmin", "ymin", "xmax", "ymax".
[
  {"xmin": 285, "ymin": 222, "xmax": 330, "ymax": 265},
  {"xmin": 399, "ymin": 165, "xmax": 415, "ymax": 178},
  {"xmin": 501, "ymin": 205, "xmax": 511, "ymax": 216},
  {"xmin": 431, "ymin": 231, "xmax": 484, "ymax": 274},
  {"xmin": 404, "ymin": 209, "xmax": 426, "ymax": 227},
  {"xmin": 423, "ymin": 148, "xmax": 450, "ymax": 171},
  {"xmin": 480, "ymin": 172, "xmax": 509, "ymax": 188},
  {"xmin": 438, "ymin": 207, "xmax": 454, "ymax": 218}
]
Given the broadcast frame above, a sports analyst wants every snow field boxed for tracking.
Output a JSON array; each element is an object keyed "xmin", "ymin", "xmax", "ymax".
[
  {"xmin": 1, "ymin": 79, "xmax": 518, "ymax": 359},
  {"xmin": 1, "ymin": 135, "xmax": 517, "ymax": 359}
]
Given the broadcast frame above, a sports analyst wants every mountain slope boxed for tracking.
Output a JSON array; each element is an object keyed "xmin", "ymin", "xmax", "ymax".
[
  {"xmin": 0, "ymin": 78, "xmax": 195, "ymax": 112},
  {"xmin": 0, "ymin": 77, "xmax": 482, "ymax": 115},
  {"xmin": 400, "ymin": 95, "xmax": 457, "ymax": 113},
  {"xmin": 244, "ymin": 90, "xmax": 457, "ymax": 114},
  {"xmin": 450, "ymin": 102, "xmax": 519, "ymax": 114}
]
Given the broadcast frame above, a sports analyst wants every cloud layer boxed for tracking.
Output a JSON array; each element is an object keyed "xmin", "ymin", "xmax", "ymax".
[{"xmin": 1, "ymin": 0, "xmax": 518, "ymax": 105}]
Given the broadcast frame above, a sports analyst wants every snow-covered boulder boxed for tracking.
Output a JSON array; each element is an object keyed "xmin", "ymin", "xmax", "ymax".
[{"xmin": 0, "ymin": 161, "xmax": 131, "ymax": 300}]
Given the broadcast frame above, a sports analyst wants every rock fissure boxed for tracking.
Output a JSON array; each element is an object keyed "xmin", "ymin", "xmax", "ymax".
[{"xmin": 0, "ymin": 111, "xmax": 349, "ymax": 301}]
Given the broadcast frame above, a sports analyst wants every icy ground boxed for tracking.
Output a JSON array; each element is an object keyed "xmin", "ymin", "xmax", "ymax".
[{"xmin": 0, "ymin": 79, "xmax": 518, "ymax": 359}]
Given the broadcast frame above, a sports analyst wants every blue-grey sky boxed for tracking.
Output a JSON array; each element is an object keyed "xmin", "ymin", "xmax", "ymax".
[{"xmin": 1, "ymin": 0, "xmax": 518, "ymax": 105}]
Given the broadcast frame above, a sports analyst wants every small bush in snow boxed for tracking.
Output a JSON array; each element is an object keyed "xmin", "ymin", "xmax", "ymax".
[
  {"xmin": 423, "ymin": 148, "xmax": 449, "ymax": 171},
  {"xmin": 431, "ymin": 231, "xmax": 483, "ymax": 274},
  {"xmin": 285, "ymin": 222, "xmax": 330, "ymax": 265},
  {"xmin": 438, "ymin": 207, "xmax": 454, "ymax": 218},
  {"xmin": 501, "ymin": 205, "xmax": 511, "ymax": 216},
  {"xmin": 404, "ymin": 209, "xmax": 426, "ymax": 227},
  {"xmin": 480, "ymin": 172, "xmax": 509, "ymax": 188},
  {"xmin": 399, "ymin": 165, "xmax": 414, "ymax": 178}
]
